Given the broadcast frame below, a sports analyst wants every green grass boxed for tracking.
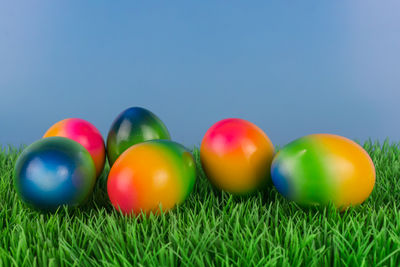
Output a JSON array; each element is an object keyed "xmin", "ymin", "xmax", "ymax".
[{"xmin": 1, "ymin": 140, "xmax": 400, "ymax": 266}]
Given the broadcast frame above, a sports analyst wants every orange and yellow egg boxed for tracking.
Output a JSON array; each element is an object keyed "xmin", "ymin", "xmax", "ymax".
[{"xmin": 107, "ymin": 140, "xmax": 196, "ymax": 215}]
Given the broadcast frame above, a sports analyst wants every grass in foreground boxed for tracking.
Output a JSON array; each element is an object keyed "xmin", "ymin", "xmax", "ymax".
[{"xmin": 0, "ymin": 140, "xmax": 400, "ymax": 266}]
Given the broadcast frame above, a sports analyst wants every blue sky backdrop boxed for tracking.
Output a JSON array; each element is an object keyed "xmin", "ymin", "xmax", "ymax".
[{"xmin": 1, "ymin": 1, "xmax": 399, "ymax": 147}]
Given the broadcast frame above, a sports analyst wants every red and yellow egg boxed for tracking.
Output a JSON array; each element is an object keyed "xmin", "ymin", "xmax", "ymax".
[{"xmin": 200, "ymin": 118, "xmax": 275, "ymax": 194}]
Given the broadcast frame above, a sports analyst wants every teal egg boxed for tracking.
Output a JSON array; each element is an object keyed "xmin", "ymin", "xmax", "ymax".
[{"xmin": 14, "ymin": 137, "xmax": 96, "ymax": 211}]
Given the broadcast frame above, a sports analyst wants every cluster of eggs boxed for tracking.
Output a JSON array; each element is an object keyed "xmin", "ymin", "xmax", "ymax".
[
  {"xmin": 14, "ymin": 107, "xmax": 376, "ymax": 214},
  {"xmin": 15, "ymin": 107, "xmax": 195, "ymax": 215}
]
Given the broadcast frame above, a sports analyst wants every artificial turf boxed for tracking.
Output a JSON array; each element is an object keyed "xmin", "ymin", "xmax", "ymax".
[{"xmin": 0, "ymin": 140, "xmax": 400, "ymax": 266}]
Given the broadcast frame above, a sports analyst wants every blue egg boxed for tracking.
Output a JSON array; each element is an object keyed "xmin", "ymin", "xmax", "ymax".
[{"xmin": 14, "ymin": 137, "xmax": 96, "ymax": 211}]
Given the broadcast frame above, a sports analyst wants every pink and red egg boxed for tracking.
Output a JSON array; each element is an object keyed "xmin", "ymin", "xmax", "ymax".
[{"xmin": 43, "ymin": 118, "xmax": 106, "ymax": 177}]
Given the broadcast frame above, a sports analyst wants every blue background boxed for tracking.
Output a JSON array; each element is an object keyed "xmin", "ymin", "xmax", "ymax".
[{"xmin": 1, "ymin": 1, "xmax": 399, "ymax": 147}]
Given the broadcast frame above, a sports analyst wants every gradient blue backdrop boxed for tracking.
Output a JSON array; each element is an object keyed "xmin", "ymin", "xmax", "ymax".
[{"xmin": 1, "ymin": 1, "xmax": 399, "ymax": 147}]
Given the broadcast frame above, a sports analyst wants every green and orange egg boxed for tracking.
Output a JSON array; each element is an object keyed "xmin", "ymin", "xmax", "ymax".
[{"xmin": 271, "ymin": 134, "xmax": 376, "ymax": 209}]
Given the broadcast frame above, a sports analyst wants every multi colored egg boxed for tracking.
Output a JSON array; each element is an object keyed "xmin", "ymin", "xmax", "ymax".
[
  {"xmin": 14, "ymin": 137, "xmax": 96, "ymax": 211},
  {"xmin": 271, "ymin": 134, "xmax": 376, "ymax": 209},
  {"xmin": 107, "ymin": 107, "xmax": 171, "ymax": 166},
  {"xmin": 107, "ymin": 140, "xmax": 196, "ymax": 215},
  {"xmin": 43, "ymin": 118, "xmax": 106, "ymax": 177},
  {"xmin": 200, "ymin": 118, "xmax": 275, "ymax": 195}
]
